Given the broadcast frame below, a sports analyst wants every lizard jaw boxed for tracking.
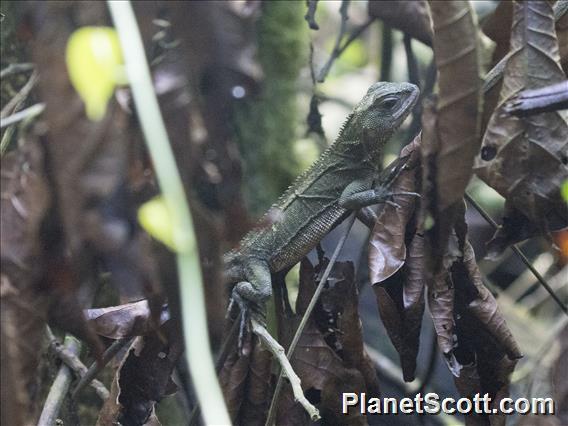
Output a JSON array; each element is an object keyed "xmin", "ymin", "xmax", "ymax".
[{"xmin": 393, "ymin": 84, "xmax": 420, "ymax": 122}]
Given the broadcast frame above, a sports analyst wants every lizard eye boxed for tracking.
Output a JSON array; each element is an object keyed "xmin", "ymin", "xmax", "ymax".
[{"xmin": 378, "ymin": 97, "xmax": 398, "ymax": 111}]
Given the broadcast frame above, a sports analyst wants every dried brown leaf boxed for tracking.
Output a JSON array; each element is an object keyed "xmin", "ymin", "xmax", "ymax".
[
  {"xmin": 86, "ymin": 301, "xmax": 169, "ymax": 339},
  {"xmin": 292, "ymin": 324, "xmax": 367, "ymax": 426},
  {"xmin": 428, "ymin": 0, "xmax": 482, "ymax": 211},
  {"xmin": 422, "ymin": 1, "xmax": 482, "ymax": 275},
  {"xmin": 461, "ymin": 240, "xmax": 521, "ymax": 359},
  {"xmin": 97, "ymin": 321, "xmax": 182, "ymax": 426},
  {"xmin": 426, "ymin": 230, "xmax": 465, "ymax": 374},
  {"xmin": 367, "ymin": 0, "xmax": 433, "ymax": 46},
  {"xmin": 314, "ymin": 260, "xmax": 381, "ymax": 395},
  {"xmin": 274, "ymin": 258, "xmax": 371, "ymax": 425},
  {"xmin": 452, "ymin": 363, "xmax": 487, "ymax": 426},
  {"xmin": 369, "ymin": 136, "xmax": 421, "ymax": 284},
  {"xmin": 475, "ymin": 0, "xmax": 568, "ymax": 250},
  {"xmin": 377, "ymin": 231, "xmax": 427, "ymax": 382}
]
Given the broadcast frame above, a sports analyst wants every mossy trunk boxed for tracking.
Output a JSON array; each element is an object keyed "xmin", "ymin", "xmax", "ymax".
[{"xmin": 233, "ymin": 1, "xmax": 307, "ymax": 215}]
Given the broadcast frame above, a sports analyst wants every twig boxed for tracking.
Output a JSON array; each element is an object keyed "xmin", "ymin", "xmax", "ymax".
[
  {"xmin": 464, "ymin": 192, "xmax": 568, "ymax": 315},
  {"xmin": 0, "ymin": 103, "xmax": 45, "ymax": 128},
  {"xmin": 252, "ymin": 319, "xmax": 320, "ymax": 421},
  {"xmin": 523, "ymin": 266, "xmax": 568, "ymax": 311},
  {"xmin": 403, "ymin": 34, "xmax": 420, "ymax": 88},
  {"xmin": 265, "ymin": 213, "xmax": 356, "ymax": 426},
  {"xmin": 0, "ymin": 124, "xmax": 16, "ymax": 156},
  {"xmin": 504, "ymin": 81, "xmax": 568, "ymax": 116},
  {"xmin": 316, "ymin": 0, "xmax": 355, "ymax": 83},
  {"xmin": 108, "ymin": 2, "xmax": 231, "ymax": 424},
  {"xmin": 1, "ymin": 71, "xmax": 39, "ymax": 118},
  {"xmin": 47, "ymin": 327, "xmax": 109, "ymax": 401},
  {"xmin": 380, "ymin": 25, "xmax": 393, "ymax": 82},
  {"xmin": 71, "ymin": 337, "xmax": 132, "ymax": 400},
  {"xmin": 0, "ymin": 63, "xmax": 34, "ymax": 79},
  {"xmin": 304, "ymin": 0, "xmax": 320, "ymax": 30},
  {"xmin": 37, "ymin": 335, "xmax": 81, "ymax": 426}
]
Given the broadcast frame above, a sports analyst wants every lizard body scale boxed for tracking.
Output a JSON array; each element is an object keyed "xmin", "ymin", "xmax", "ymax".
[{"xmin": 224, "ymin": 81, "xmax": 419, "ymax": 315}]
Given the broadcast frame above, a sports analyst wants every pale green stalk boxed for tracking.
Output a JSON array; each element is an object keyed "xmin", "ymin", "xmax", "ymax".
[{"xmin": 107, "ymin": 2, "xmax": 231, "ymax": 424}]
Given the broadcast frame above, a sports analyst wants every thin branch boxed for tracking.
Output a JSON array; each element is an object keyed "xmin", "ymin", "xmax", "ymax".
[
  {"xmin": 304, "ymin": 0, "xmax": 320, "ymax": 30},
  {"xmin": 1, "ymin": 71, "xmax": 39, "ymax": 118},
  {"xmin": 504, "ymin": 81, "xmax": 568, "ymax": 116},
  {"xmin": 464, "ymin": 192, "xmax": 568, "ymax": 315},
  {"xmin": 47, "ymin": 328, "xmax": 109, "ymax": 401},
  {"xmin": 251, "ymin": 319, "xmax": 320, "ymax": 421},
  {"xmin": 0, "ymin": 103, "xmax": 45, "ymax": 128},
  {"xmin": 317, "ymin": 17, "xmax": 374, "ymax": 84},
  {"xmin": 265, "ymin": 213, "xmax": 357, "ymax": 426},
  {"xmin": 403, "ymin": 35, "xmax": 420, "ymax": 88},
  {"xmin": 0, "ymin": 63, "xmax": 34, "ymax": 79},
  {"xmin": 0, "ymin": 124, "xmax": 16, "ymax": 156},
  {"xmin": 71, "ymin": 337, "xmax": 132, "ymax": 400},
  {"xmin": 37, "ymin": 335, "xmax": 81, "ymax": 426},
  {"xmin": 316, "ymin": 0, "xmax": 360, "ymax": 83},
  {"xmin": 380, "ymin": 25, "xmax": 393, "ymax": 82}
]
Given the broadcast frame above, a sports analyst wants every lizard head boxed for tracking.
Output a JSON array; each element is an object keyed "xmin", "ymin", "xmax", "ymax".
[{"xmin": 343, "ymin": 82, "xmax": 419, "ymax": 157}]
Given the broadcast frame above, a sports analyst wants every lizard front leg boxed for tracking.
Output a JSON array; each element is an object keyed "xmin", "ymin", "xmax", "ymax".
[
  {"xmin": 230, "ymin": 258, "xmax": 272, "ymax": 344},
  {"xmin": 339, "ymin": 179, "xmax": 419, "ymax": 217}
]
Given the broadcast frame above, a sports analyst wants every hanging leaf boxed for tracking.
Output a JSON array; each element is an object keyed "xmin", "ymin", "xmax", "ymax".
[
  {"xmin": 428, "ymin": 0, "xmax": 481, "ymax": 211},
  {"xmin": 423, "ymin": 0, "xmax": 482, "ymax": 272},
  {"xmin": 66, "ymin": 27, "xmax": 125, "ymax": 121},
  {"xmin": 369, "ymin": 136, "xmax": 421, "ymax": 284},
  {"xmin": 475, "ymin": 1, "xmax": 568, "ymax": 253},
  {"xmin": 374, "ymin": 231, "xmax": 426, "ymax": 382}
]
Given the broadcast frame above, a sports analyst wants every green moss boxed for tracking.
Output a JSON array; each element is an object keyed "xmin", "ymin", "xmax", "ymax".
[{"xmin": 233, "ymin": 1, "xmax": 307, "ymax": 214}]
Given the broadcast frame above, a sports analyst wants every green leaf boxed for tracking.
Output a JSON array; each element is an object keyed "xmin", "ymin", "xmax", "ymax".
[
  {"xmin": 66, "ymin": 27, "xmax": 125, "ymax": 121},
  {"xmin": 138, "ymin": 196, "xmax": 178, "ymax": 252},
  {"xmin": 562, "ymin": 180, "xmax": 568, "ymax": 203}
]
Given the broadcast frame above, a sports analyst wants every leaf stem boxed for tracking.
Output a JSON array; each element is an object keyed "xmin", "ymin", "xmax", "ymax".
[{"xmin": 107, "ymin": 2, "xmax": 231, "ymax": 424}]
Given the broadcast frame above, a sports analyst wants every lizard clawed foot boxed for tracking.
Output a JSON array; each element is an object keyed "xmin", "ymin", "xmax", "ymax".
[{"xmin": 229, "ymin": 283, "xmax": 268, "ymax": 353}]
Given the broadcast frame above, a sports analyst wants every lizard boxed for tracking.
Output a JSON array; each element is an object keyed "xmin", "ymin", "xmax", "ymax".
[{"xmin": 224, "ymin": 81, "xmax": 420, "ymax": 324}]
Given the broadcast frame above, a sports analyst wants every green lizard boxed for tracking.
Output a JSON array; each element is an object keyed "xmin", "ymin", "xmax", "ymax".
[{"xmin": 225, "ymin": 81, "xmax": 419, "ymax": 323}]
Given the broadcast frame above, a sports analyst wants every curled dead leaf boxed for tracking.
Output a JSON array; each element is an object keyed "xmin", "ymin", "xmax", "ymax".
[
  {"xmin": 86, "ymin": 300, "xmax": 170, "ymax": 339},
  {"xmin": 369, "ymin": 136, "xmax": 421, "ymax": 284},
  {"xmin": 475, "ymin": 1, "xmax": 568, "ymax": 253}
]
